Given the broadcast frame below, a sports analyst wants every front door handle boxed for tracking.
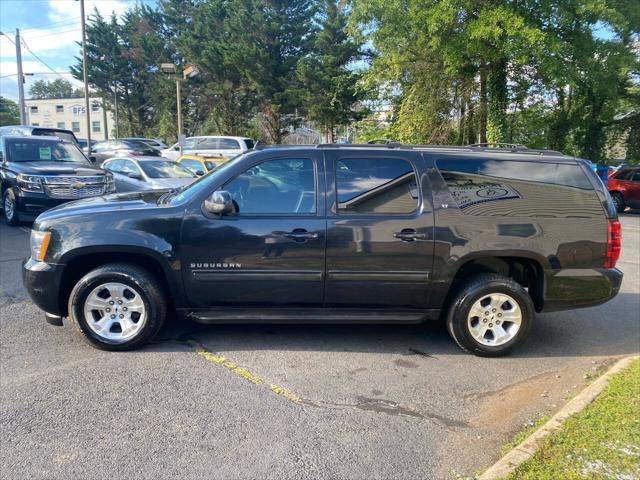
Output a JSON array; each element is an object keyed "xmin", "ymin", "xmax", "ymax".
[
  {"xmin": 272, "ymin": 228, "xmax": 319, "ymax": 242},
  {"xmin": 393, "ymin": 229, "xmax": 427, "ymax": 242}
]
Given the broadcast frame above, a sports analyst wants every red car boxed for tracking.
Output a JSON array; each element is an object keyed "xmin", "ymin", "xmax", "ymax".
[{"xmin": 608, "ymin": 167, "xmax": 640, "ymax": 212}]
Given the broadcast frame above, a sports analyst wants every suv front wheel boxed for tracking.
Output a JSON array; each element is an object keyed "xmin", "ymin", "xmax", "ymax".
[
  {"xmin": 68, "ymin": 263, "xmax": 167, "ymax": 350},
  {"xmin": 3, "ymin": 188, "xmax": 20, "ymax": 226},
  {"xmin": 446, "ymin": 274, "xmax": 534, "ymax": 357}
]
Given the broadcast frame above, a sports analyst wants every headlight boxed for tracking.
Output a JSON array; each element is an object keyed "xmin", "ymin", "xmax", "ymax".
[
  {"xmin": 104, "ymin": 173, "xmax": 116, "ymax": 193},
  {"xmin": 30, "ymin": 230, "xmax": 51, "ymax": 262},
  {"xmin": 17, "ymin": 174, "xmax": 44, "ymax": 192}
]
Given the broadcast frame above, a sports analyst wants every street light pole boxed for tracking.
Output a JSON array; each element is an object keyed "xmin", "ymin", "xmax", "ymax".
[
  {"xmin": 15, "ymin": 28, "xmax": 26, "ymax": 124},
  {"xmin": 79, "ymin": 0, "xmax": 92, "ymax": 151},
  {"xmin": 176, "ymin": 79, "xmax": 183, "ymax": 137}
]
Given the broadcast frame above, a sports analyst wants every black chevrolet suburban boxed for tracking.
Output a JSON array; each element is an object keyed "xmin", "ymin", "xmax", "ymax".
[
  {"xmin": 22, "ymin": 144, "xmax": 623, "ymax": 356},
  {"xmin": 1, "ymin": 135, "xmax": 114, "ymax": 225}
]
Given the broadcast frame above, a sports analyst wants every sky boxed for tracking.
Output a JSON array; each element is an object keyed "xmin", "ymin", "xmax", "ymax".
[{"xmin": 0, "ymin": 0, "xmax": 154, "ymax": 101}]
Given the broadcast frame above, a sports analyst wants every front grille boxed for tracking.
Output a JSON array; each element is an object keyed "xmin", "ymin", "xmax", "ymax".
[{"xmin": 43, "ymin": 175, "xmax": 106, "ymax": 199}]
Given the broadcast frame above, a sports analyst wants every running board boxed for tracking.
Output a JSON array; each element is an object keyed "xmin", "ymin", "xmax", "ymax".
[{"xmin": 184, "ymin": 307, "xmax": 439, "ymax": 324}]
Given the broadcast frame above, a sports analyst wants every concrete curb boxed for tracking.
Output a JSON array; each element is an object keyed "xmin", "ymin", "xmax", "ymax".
[{"xmin": 478, "ymin": 355, "xmax": 640, "ymax": 480}]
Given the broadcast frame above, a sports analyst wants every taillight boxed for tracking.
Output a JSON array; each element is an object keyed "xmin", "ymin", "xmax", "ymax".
[{"xmin": 604, "ymin": 218, "xmax": 621, "ymax": 268}]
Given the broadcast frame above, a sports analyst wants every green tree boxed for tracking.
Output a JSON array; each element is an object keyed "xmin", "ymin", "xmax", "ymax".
[
  {"xmin": 297, "ymin": 0, "xmax": 366, "ymax": 142},
  {"xmin": 234, "ymin": 0, "xmax": 319, "ymax": 142},
  {"xmin": 28, "ymin": 78, "xmax": 83, "ymax": 99},
  {"xmin": 0, "ymin": 96, "xmax": 20, "ymax": 126}
]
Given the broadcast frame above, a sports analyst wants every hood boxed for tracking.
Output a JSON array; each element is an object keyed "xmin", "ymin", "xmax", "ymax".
[
  {"xmin": 147, "ymin": 177, "xmax": 196, "ymax": 189},
  {"xmin": 36, "ymin": 190, "xmax": 166, "ymax": 222},
  {"xmin": 8, "ymin": 161, "xmax": 103, "ymax": 176}
]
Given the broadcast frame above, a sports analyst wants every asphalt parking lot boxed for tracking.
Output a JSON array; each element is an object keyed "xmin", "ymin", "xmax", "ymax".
[{"xmin": 1, "ymin": 214, "xmax": 639, "ymax": 480}]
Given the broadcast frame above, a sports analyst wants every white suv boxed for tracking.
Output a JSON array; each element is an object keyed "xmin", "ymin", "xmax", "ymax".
[{"xmin": 161, "ymin": 136, "xmax": 255, "ymax": 161}]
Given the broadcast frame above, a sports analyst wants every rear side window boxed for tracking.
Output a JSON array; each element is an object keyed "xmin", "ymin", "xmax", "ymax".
[
  {"xmin": 336, "ymin": 158, "xmax": 419, "ymax": 214},
  {"xmin": 219, "ymin": 138, "xmax": 241, "ymax": 149},
  {"xmin": 437, "ymin": 158, "xmax": 602, "ymax": 218}
]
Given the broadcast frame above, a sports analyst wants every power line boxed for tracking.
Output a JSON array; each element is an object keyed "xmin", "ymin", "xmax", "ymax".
[
  {"xmin": 20, "ymin": 37, "xmax": 68, "ymax": 80},
  {"xmin": 16, "ymin": 17, "xmax": 81, "ymax": 31},
  {"xmin": 23, "ymin": 28, "xmax": 81, "ymax": 40},
  {"xmin": 1, "ymin": 71, "xmax": 72, "ymax": 79}
]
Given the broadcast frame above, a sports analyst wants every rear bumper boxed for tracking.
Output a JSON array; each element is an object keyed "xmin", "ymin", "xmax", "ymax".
[
  {"xmin": 22, "ymin": 258, "xmax": 66, "ymax": 317},
  {"xmin": 541, "ymin": 268, "xmax": 623, "ymax": 312}
]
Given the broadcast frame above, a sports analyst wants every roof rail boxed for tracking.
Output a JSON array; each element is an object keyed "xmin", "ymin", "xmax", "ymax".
[
  {"xmin": 255, "ymin": 142, "xmax": 565, "ymax": 157},
  {"xmin": 467, "ymin": 142, "xmax": 527, "ymax": 149}
]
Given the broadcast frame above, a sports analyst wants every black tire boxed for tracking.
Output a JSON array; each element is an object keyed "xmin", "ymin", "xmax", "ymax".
[
  {"xmin": 445, "ymin": 274, "xmax": 534, "ymax": 357},
  {"xmin": 3, "ymin": 188, "xmax": 20, "ymax": 226},
  {"xmin": 611, "ymin": 192, "xmax": 625, "ymax": 213},
  {"xmin": 68, "ymin": 263, "xmax": 167, "ymax": 351}
]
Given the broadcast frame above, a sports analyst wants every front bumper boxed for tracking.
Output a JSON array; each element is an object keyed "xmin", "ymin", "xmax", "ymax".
[
  {"xmin": 15, "ymin": 191, "xmax": 68, "ymax": 220},
  {"xmin": 22, "ymin": 257, "xmax": 66, "ymax": 317},
  {"xmin": 542, "ymin": 268, "xmax": 623, "ymax": 312}
]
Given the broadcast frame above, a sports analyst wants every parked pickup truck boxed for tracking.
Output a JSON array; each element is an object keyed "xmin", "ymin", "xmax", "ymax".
[{"xmin": 23, "ymin": 144, "xmax": 622, "ymax": 356}]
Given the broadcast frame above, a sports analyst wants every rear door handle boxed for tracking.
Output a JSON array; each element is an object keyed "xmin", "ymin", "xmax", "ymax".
[{"xmin": 393, "ymin": 229, "xmax": 427, "ymax": 242}]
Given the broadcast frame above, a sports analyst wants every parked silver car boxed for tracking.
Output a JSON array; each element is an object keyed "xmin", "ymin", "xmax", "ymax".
[{"xmin": 101, "ymin": 157, "xmax": 197, "ymax": 192}]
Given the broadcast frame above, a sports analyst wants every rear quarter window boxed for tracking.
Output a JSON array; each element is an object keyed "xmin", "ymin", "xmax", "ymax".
[{"xmin": 436, "ymin": 158, "xmax": 602, "ymax": 218}]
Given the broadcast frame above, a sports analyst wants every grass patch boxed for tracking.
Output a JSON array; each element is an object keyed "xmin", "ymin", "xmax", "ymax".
[
  {"xmin": 506, "ymin": 358, "xmax": 640, "ymax": 479},
  {"xmin": 502, "ymin": 415, "xmax": 551, "ymax": 455}
]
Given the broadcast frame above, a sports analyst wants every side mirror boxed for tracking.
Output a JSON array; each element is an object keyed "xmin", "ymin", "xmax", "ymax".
[
  {"xmin": 195, "ymin": 169, "xmax": 205, "ymax": 176},
  {"xmin": 203, "ymin": 190, "xmax": 235, "ymax": 215},
  {"xmin": 127, "ymin": 171, "xmax": 143, "ymax": 180},
  {"xmin": 89, "ymin": 155, "xmax": 97, "ymax": 163}
]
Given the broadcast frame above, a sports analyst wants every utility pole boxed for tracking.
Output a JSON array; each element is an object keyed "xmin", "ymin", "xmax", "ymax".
[
  {"xmin": 101, "ymin": 98, "xmax": 108, "ymax": 140},
  {"xmin": 15, "ymin": 29, "xmax": 26, "ymax": 124},
  {"xmin": 79, "ymin": 0, "xmax": 92, "ymax": 150},
  {"xmin": 113, "ymin": 82, "xmax": 120, "ymax": 138}
]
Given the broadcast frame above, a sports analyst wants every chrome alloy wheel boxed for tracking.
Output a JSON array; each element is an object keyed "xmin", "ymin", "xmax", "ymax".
[
  {"xmin": 467, "ymin": 293, "xmax": 522, "ymax": 347},
  {"xmin": 83, "ymin": 282, "xmax": 147, "ymax": 343},
  {"xmin": 4, "ymin": 192, "xmax": 15, "ymax": 220}
]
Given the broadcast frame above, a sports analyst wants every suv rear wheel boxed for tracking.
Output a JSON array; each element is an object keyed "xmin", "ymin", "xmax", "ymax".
[
  {"xmin": 68, "ymin": 263, "xmax": 166, "ymax": 350},
  {"xmin": 446, "ymin": 274, "xmax": 534, "ymax": 357}
]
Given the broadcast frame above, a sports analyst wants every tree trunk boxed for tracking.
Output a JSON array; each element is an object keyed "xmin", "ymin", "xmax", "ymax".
[
  {"xmin": 487, "ymin": 58, "xmax": 508, "ymax": 144},
  {"xmin": 479, "ymin": 64, "xmax": 488, "ymax": 144}
]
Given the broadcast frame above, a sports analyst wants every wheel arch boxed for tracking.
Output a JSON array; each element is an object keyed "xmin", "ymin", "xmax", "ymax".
[
  {"xmin": 58, "ymin": 247, "xmax": 179, "ymax": 317},
  {"xmin": 445, "ymin": 254, "xmax": 546, "ymax": 313}
]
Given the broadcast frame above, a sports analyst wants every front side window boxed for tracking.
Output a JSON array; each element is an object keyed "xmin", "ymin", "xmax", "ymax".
[
  {"xmin": 140, "ymin": 161, "xmax": 194, "ymax": 178},
  {"xmin": 223, "ymin": 158, "xmax": 316, "ymax": 214},
  {"xmin": 243, "ymin": 139, "xmax": 255, "ymax": 150},
  {"xmin": 335, "ymin": 158, "xmax": 419, "ymax": 214},
  {"xmin": 104, "ymin": 160, "xmax": 124, "ymax": 173},
  {"xmin": 196, "ymin": 137, "xmax": 219, "ymax": 149},
  {"xmin": 120, "ymin": 160, "xmax": 139, "ymax": 174}
]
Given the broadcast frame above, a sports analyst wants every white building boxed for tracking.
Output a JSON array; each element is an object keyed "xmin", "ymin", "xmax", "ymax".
[{"xmin": 24, "ymin": 97, "xmax": 115, "ymax": 141}]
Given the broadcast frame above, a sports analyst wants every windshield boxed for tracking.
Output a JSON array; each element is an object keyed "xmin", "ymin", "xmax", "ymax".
[
  {"xmin": 139, "ymin": 161, "xmax": 195, "ymax": 178},
  {"xmin": 5, "ymin": 138, "xmax": 90, "ymax": 164},
  {"xmin": 167, "ymin": 153, "xmax": 250, "ymax": 204}
]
